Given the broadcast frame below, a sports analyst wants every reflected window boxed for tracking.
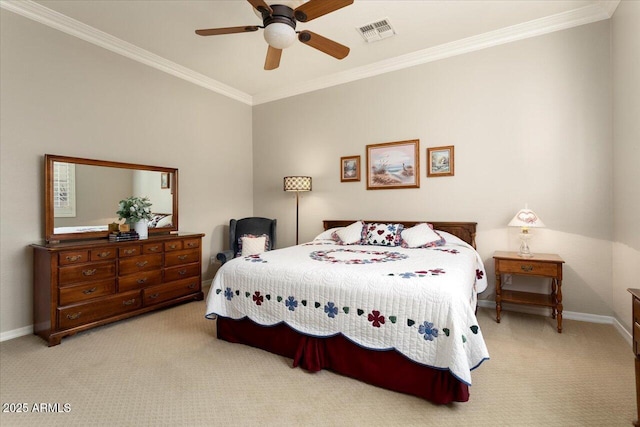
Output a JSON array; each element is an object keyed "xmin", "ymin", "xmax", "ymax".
[{"xmin": 53, "ymin": 162, "xmax": 76, "ymax": 217}]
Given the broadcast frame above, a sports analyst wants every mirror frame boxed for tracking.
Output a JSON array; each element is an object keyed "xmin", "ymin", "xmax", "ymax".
[{"xmin": 44, "ymin": 154, "xmax": 179, "ymax": 243}]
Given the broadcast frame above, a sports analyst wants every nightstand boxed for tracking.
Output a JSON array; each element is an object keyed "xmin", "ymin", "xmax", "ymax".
[
  {"xmin": 493, "ymin": 251, "xmax": 565, "ymax": 333},
  {"xmin": 628, "ymin": 288, "xmax": 640, "ymax": 427}
]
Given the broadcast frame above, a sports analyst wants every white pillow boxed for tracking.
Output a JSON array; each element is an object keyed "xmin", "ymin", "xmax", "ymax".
[
  {"xmin": 332, "ymin": 221, "xmax": 365, "ymax": 245},
  {"xmin": 400, "ymin": 223, "xmax": 446, "ymax": 248},
  {"xmin": 240, "ymin": 235, "xmax": 267, "ymax": 256},
  {"xmin": 313, "ymin": 227, "xmax": 342, "ymax": 241}
]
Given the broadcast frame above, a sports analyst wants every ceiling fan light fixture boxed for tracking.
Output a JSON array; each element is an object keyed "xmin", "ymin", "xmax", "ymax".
[{"xmin": 264, "ymin": 22, "xmax": 297, "ymax": 49}]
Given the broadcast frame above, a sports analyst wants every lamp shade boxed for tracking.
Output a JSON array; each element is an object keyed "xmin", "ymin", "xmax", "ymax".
[
  {"xmin": 284, "ymin": 176, "xmax": 312, "ymax": 192},
  {"xmin": 508, "ymin": 208, "xmax": 545, "ymax": 229}
]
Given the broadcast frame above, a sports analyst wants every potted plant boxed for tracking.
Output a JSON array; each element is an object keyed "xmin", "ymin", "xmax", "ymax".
[{"xmin": 116, "ymin": 196, "xmax": 153, "ymax": 238}]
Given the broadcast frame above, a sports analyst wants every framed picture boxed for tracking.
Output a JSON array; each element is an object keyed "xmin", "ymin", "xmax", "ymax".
[
  {"xmin": 161, "ymin": 172, "xmax": 170, "ymax": 189},
  {"xmin": 427, "ymin": 145, "xmax": 455, "ymax": 177},
  {"xmin": 340, "ymin": 155, "xmax": 360, "ymax": 182},
  {"xmin": 366, "ymin": 139, "xmax": 420, "ymax": 190}
]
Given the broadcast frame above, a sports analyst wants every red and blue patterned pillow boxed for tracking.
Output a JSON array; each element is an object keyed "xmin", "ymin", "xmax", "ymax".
[{"xmin": 365, "ymin": 223, "xmax": 404, "ymax": 246}]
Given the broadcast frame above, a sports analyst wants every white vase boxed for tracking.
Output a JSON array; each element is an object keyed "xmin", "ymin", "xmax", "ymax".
[{"xmin": 134, "ymin": 219, "xmax": 149, "ymax": 239}]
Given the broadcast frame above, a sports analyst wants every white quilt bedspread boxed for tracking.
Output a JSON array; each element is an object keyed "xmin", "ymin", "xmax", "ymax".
[{"xmin": 205, "ymin": 234, "xmax": 490, "ymax": 385}]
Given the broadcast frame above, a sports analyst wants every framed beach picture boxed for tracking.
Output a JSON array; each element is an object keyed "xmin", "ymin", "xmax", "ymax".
[
  {"xmin": 161, "ymin": 172, "xmax": 170, "ymax": 189},
  {"xmin": 340, "ymin": 155, "xmax": 360, "ymax": 182},
  {"xmin": 427, "ymin": 145, "xmax": 454, "ymax": 177},
  {"xmin": 366, "ymin": 139, "xmax": 420, "ymax": 190}
]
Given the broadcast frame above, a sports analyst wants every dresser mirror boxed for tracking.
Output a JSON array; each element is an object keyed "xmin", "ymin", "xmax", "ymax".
[{"xmin": 44, "ymin": 154, "xmax": 178, "ymax": 243}]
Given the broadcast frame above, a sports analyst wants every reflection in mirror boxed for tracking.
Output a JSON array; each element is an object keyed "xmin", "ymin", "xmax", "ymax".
[{"xmin": 45, "ymin": 155, "xmax": 178, "ymax": 243}]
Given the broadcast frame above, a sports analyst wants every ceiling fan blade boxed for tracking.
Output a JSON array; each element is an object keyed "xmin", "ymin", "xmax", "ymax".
[
  {"xmin": 294, "ymin": 0, "xmax": 353, "ymax": 22},
  {"xmin": 247, "ymin": 0, "xmax": 272, "ymax": 16},
  {"xmin": 298, "ymin": 30, "xmax": 349, "ymax": 60},
  {"xmin": 195, "ymin": 26, "xmax": 259, "ymax": 36},
  {"xmin": 264, "ymin": 45, "xmax": 282, "ymax": 70}
]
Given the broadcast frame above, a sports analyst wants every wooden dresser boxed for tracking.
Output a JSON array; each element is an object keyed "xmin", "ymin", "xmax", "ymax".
[
  {"xmin": 629, "ymin": 288, "xmax": 640, "ymax": 426},
  {"xmin": 32, "ymin": 232, "xmax": 204, "ymax": 346}
]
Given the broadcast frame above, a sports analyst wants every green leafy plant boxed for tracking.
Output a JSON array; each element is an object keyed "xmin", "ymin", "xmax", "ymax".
[{"xmin": 116, "ymin": 196, "xmax": 153, "ymax": 224}]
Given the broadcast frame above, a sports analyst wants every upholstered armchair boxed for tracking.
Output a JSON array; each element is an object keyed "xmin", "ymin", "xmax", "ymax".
[{"xmin": 216, "ymin": 217, "xmax": 277, "ymax": 265}]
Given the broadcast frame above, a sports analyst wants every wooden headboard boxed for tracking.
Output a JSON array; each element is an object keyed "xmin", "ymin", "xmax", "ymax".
[{"xmin": 322, "ymin": 220, "xmax": 477, "ymax": 249}]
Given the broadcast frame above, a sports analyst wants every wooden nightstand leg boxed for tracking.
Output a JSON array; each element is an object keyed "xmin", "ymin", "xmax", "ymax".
[
  {"xmin": 551, "ymin": 278, "xmax": 557, "ymax": 319},
  {"xmin": 556, "ymin": 279, "xmax": 563, "ymax": 333},
  {"xmin": 495, "ymin": 273, "xmax": 502, "ymax": 323}
]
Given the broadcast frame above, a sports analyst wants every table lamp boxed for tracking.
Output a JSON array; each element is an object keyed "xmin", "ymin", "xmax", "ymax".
[{"xmin": 508, "ymin": 205, "xmax": 545, "ymax": 258}]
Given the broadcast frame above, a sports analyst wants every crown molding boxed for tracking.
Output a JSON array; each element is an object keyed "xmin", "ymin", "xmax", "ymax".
[
  {"xmin": 0, "ymin": 0, "xmax": 253, "ymax": 105},
  {"xmin": 252, "ymin": 2, "xmax": 617, "ymax": 105},
  {"xmin": 1, "ymin": 0, "xmax": 618, "ymax": 106}
]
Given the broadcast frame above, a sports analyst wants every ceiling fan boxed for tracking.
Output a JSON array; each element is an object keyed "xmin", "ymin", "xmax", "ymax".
[{"xmin": 195, "ymin": 0, "xmax": 354, "ymax": 70}]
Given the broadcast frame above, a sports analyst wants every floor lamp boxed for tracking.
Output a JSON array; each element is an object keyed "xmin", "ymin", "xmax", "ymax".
[{"xmin": 283, "ymin": 176, "xmax": 312, "ymax": 245}]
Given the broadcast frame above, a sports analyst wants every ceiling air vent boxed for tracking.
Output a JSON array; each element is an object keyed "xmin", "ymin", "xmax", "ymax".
[{"xmin": 357, "ymin": 18, "xmax": 396, "ymax": 43}]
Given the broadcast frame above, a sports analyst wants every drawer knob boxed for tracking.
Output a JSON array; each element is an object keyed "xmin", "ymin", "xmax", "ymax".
[
  {"xmin": 136, "ymin": 261, "xmax": 148, "ymax": 268},
  {"xmin": 178, "ymin": 255, "xmax": 188, "ymax": 261},
  {"xmin": 178, "ymin": 269, "xmax": 187, "ymax": 276},
  {"xmin": 521, "ymin": 265, "xmax": 534, "ymax": 272},
  {"xmin": 97, "ymin": 251, "xmax": 111, "ymax": 258},
  {"xmin": 149, "ymin": 293, "xmax": 159, "ymax": 299},
  {"xmin": 122, "ymin": 299, "xmax": 136, "ymax": 306},
  {"xmin": 66, "ymin": 312, "xmax": 81, "ymax": 320},
  {"xmin": 148, "ymin": 246, "xmax": 160, "ymax": 252},
  {"xmin": 124, "ymin": 249, "xmax": 136, "ymax": 255},
  {"xmin": 187, "ymin": 242, "xmax": 196, "ymax": 247},
  {"xmin": 188, "ymin": 283, "xmax": 196, "ymax": 289},
  {"xmin": 137, "ymin": 277, "xmax": 148, "ymax": 284},
  {"xmin": 82, "ymin": 287, "xmax": 98, "ymax": 295},
  {"xmin": 65, "ymin": 255, "xmax": 82, "ymax": 262},
  {"xmin": 82, "ymin": 269, "xmax": 97, "ymax": 276}
]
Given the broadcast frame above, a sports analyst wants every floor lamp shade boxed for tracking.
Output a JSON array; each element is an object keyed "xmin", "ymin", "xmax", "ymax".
[
  {"xmin": 283, "ymin": 176, "xmax": 312, "ymax": 192},
  {"xmin": 283, "ymin": 176, "xmax": 311, "ymax": 245}
]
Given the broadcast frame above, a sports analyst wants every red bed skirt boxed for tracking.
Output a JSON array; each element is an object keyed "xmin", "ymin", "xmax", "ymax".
[{"xmin": 216, "ymin": 316, "xmax": 469, "ymax": 404}]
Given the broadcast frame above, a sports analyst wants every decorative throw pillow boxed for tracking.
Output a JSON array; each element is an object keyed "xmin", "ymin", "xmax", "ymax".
[
  {"xmin": 365, "ymin": 223, "xmax": 404, "ymax": 246},
  {"xmin": 400, "ymin": 223, "xmax": 446, "ymax": 248},
  {"xmin": 238, "ymin": 234, "xmax": 269, "ymax": 257},
  {"xmin": 313, "ymin": 227, "xmax": 342, "ymax": 241},
  {"xmin": 332, "ymin": 221, "xmax": 366, "ymax": 245}
]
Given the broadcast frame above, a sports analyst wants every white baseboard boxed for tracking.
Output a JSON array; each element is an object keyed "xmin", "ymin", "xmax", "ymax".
[
  {"xmin": 0, "ymin": 294, "xmax": 630, "ymax": 344},
  {"xmin": 477, "ymin": 300, "xmax": 632, "ymax": 346}
]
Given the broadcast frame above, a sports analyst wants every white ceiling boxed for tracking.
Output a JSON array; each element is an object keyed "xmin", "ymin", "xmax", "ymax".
[{"xmin": 4, "ymin": 1, "xmax": 619, "ymax": 104}]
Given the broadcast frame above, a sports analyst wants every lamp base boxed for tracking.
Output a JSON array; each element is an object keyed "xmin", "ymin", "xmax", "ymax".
[{"xmin": 517, "ymin": 232, "xmax": 533, "ymax": 258}]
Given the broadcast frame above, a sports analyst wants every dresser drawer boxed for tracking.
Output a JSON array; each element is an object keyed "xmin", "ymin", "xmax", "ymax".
[
  {"xmin": 164, "ymin": 264, "xmax": 200, "ymax": 282},
  {"xmin": 143, "ymin": 278, "xmax": 200, "ymax": 306},
  {"xmin": 164, "ymin": 241, "xmax": 183, "ymax": 252},
  {"xmin": 497, "ymin": 259, "xmax": 559, "ymax": 277},
  {"xmin": 119, "ymin": 245, "xmax": 142, "ymax": 257},
  {"xmin": 118, "ymin": 254, "xmax": 162, "ymax": 276},
  {"xmin": 57, "ymin": 290, "xmax": 141, "ymax": 329},
  {"xmin": 183, "ymin": 238, "xmax": 200, "ymax": 250},
  {"xmin": 59, "ymin": 250, "xmax": 89, "ymax": 265},
  {"xmin": 142, "ymin": 242, "xmax": 163, "ymax": 254},
  {"xmin": 59, "ymin": 261, "xmax": 116, "ymax": 286},
  {"xmin": 118, "ymin": 270, "xmax": 162, "ymax": 292},
  {"xmin": 90, "ymin": 248, "xmax": 116, "ymax": 261},
  {"xmin": 164, "ymin": 249, "xmax": 200, "ymax": 268},
  {"xmin": 59, "ymin": 279, "xmax": 116, "ymax": 306}
]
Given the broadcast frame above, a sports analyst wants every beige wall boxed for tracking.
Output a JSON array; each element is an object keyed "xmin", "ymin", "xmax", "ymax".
[
  {"xmin": 612, "ymin": 0, "xmax": 640, "ymax": 331},
  {"xmin": 0, "ymin": 10, "xmax": 254, "ymax": 334},
  {"xmin": 253, "ymin": 20, "xmax": 615, "ymax": 316}
]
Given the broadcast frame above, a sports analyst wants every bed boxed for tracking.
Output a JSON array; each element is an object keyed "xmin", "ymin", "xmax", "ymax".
[{"xmin": 205, "ymin": 220, "xmax": 489, "ymax": 404}]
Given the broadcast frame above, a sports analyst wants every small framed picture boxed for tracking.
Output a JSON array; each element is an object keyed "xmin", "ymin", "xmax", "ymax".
[
  {"xmin": 427, "ymin": 146, "xmax": 454, "ymax": 177},
  {"xmin": 340, "ymin": 155, "xmax": 360, "ymax": 182},
  {"xmin": 161, "ymin": 172, "xmax": 170, "ymax": 189}
]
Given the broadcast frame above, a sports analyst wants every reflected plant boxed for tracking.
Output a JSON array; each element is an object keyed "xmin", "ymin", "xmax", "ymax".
[{"xmin": 116, "ymin": 196, "xmax": 153, "ymax": 224}]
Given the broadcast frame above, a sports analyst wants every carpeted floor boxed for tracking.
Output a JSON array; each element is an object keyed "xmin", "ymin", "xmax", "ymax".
[{"xmin": 0, "ymin": 296, "xmax": 636, "ymax": 426}]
